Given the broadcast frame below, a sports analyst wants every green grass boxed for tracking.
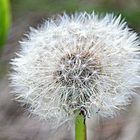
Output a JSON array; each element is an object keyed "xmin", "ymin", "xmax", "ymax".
[{"xmin": 0, "ymin": 0, "xmax": 11, "ymax": 49}]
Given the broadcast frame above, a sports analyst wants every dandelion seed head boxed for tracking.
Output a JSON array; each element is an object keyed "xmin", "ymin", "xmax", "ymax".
[
  {"xmin": 55, "ymin": 51, "xmax": 101, "ymax": 87},
  {"xmin": 10, "ymin": 12, "xmax": 140, "ymax": 127}
]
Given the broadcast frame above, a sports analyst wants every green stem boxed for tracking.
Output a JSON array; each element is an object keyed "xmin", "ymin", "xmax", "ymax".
[{"xmin": 75, "ymin": 113, "xmax": 86, "ymax": 140}]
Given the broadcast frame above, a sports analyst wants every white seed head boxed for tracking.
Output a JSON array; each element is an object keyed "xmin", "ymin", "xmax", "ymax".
[{"xmin": 10, "ymin": 12, "xmax": 140, "ymax": 127}]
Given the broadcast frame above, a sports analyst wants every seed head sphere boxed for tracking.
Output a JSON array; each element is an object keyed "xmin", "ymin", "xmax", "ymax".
[{"xmin": 10, "ymin": 12, "xmax": 140, "ymax": 127}]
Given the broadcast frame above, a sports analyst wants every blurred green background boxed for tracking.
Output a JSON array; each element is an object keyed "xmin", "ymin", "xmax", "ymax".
[
  {"xmin": 11, "ymin": 0, "xmax": 140, "ymax": 31},
  {"xmin": 0, "ymin": 0, "xmax": 11, "ymax": 49}
]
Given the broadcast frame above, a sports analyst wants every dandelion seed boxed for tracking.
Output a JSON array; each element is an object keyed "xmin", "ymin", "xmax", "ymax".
[{"xmin": 10, "ymin": 12, "xmax": 140, "ymax": 127}]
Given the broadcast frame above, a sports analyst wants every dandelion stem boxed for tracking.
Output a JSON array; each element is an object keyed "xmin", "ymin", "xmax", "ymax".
[{"xmin": 75, "ymin": 113, "xmax": 86, "ymax": 140}]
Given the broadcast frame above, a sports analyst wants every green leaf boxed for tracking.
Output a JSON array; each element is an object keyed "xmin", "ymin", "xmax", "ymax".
[{"xmin": 0, "ymin": 0, "xmax": 11, "ymax": 49}]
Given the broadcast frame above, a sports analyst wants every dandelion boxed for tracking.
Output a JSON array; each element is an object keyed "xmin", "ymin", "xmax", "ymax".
[{"xmin": 10, "ymin": 12, "xmax": 140, "ymax": 140}]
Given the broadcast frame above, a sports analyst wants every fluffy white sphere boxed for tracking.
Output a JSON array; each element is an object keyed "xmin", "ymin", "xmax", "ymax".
[{"xmin": 10, "ymin": 12, "xmax": 140, "ymax": 127}]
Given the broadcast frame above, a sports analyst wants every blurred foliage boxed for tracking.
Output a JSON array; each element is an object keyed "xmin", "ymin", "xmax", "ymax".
[
  {"xmin": 10, "ymin": 0, "xmax": 140, "ymax": 32},
  {"xmin": 0, "ymin": 0, "xmax": 11, "ymax": 49}
]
